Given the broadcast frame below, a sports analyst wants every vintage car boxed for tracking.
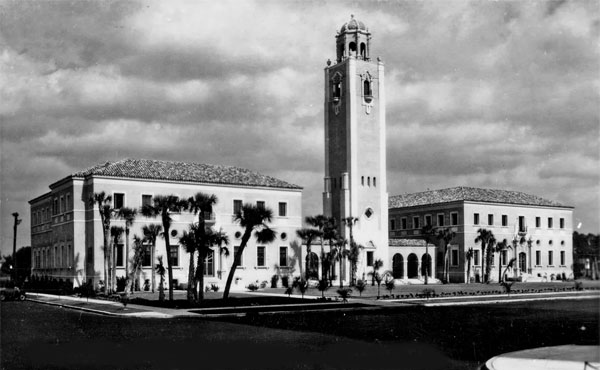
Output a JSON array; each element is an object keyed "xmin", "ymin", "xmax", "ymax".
[{"xmin": 0, "ymin": 280, "xmax": 26, "ymax": 301}]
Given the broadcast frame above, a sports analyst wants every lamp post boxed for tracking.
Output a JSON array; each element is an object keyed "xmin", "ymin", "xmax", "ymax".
[{"xmin": 12, "ymin": 212, "xmax": 22, "ymax": 282}]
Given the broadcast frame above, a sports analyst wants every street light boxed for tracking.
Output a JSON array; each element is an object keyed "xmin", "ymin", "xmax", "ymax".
[{"xmin": 12, "ymin": 212, "xmax": 22, "ymax": 282}]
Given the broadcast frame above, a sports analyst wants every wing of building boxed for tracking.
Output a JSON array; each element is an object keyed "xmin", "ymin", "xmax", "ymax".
[
  {"xmin": 388, "ymin": 186, "xmax": 574, "ymax": 283},
  {"xmin": 29, "ymin": 158, "xmax": 303, "ymax": 289}
]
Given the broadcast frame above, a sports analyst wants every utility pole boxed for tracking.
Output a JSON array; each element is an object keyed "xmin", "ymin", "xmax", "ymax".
[{"xmin": 12, "ymin": 212, "xmax": 22, "ymax": 282}]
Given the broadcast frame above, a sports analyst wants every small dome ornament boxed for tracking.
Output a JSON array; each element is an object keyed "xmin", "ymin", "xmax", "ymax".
[{"xmin": 327, "ymin": 59, "xmax": 331, "ymax": 66}]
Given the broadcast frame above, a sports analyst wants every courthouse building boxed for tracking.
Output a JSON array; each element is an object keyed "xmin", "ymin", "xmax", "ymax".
[
  {"xmin": 29, "ymin": 158, "xmax": 303, "ymax": 288},
  {"xmin": 29, "ymin": 17, "xmax": 575, "ymax": 288},
  {"xmin": 388, "ymin": 187, "xmax": 574, "ymax": 283}
]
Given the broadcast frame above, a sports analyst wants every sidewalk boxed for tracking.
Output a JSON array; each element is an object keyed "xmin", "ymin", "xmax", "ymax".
[{"xmin": 26, "ymin": 289, "xmax": 600, "ymax": 318}]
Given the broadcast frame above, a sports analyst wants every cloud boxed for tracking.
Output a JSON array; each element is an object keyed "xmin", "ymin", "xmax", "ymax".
[{"xmin": 1, "ymin": 0, "xmax": 598, "ymax": 255}]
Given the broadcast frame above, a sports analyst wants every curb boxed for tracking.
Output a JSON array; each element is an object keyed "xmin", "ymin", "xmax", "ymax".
[{"xmin": 27, "ymin": 298, "xmax": 174, "ymax": 318}]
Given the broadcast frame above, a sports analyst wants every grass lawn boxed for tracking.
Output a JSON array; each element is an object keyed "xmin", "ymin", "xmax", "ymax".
[{"xmin": 215, "ymin": 298, "xmax": 600, "ymax": 365}]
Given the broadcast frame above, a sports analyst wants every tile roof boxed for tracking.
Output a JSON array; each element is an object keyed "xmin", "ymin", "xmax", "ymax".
[
  {"xmin": 389, "ymin": 186, "xmax": 568, "ymax": 208},
  {"xmin": 68, "ymin": 158, "xmax": 302, "ymax": 189}
]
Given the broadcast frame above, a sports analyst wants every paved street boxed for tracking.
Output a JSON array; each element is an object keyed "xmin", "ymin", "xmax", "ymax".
[{"xmin": 3, "ymin": 296, "xmax": 599, "ymax": 370}]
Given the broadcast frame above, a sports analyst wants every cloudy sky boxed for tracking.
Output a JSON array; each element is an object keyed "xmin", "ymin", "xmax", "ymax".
[{"xmin": 1, "ymin": 0, "xmax": 598, "ymax": 256}]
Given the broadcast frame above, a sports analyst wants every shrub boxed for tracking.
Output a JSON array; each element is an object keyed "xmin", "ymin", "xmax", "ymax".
[
  {"xmin": 246, "ymin": 283, "xmax": 259, "ymax": 292},
  {"xmin": 284, "ymin": 286, "xmax": 293, "ymax": 297},
  {"xmin": 355, "ymin": 279, "xmax": 366, "ymax": 296},
  {"xmin": 210, "ymin": 283, "xmax": 220, "ymax": 292},
  {"xmin": 116, "ymin": 277, "xmax": 127, "ymax": 292},
  {"xmin": 281, "ymin": 276, "xmax": 289, "ymax": 288},
  {"xmin": 260, "ymin": 280, "xmax": 269, "ymax": 289},
  {"xmin": 574, "ymin": 281, "xmax": 583, "ymax": 291},
  {"xmin": 270, "ymin": 275, "xmax": 279, "ymax": 288},
  {"xmin": 294, "ymin": 278, "xmax": 308, "ymax": 298},
  {"xmin": 384, "ymin": 278, "xmax": 395, "ymax": 297},
  {"xmin": 317, "ymin": 279, "xmax": 329, "ymax": 298},
  {"xmin": 337, "ymin": 288, "xmax": 352, "ymax": 303},
  {"xmin": 422, "ymin": 288, "xmax": 435, "ymax": 300}
]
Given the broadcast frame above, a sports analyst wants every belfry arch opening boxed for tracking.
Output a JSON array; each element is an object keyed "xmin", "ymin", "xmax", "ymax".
[
  {"xmin": 349, "ymin": 42, "xmax": 357, "ymax": 56},
  {"xmin": 360, "ymin": 42, "xmax": 366, "ymax": 58}
]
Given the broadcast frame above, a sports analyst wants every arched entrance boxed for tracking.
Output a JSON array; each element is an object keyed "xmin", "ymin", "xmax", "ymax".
[
  {"xmin": 421, "ymin": 253, "xmax": 432, "ymax": 277},
  {"xmin": 392, "ymin": 253, "xmax": 404, "ymax": 279},
  {"xmin": 307, "ymin": 252, "xmax": 319, "ymax": 279},
  {"xmin": 518, "ymin": 252, "xmax": 526, "ymax": 273},
  {"xmin": 407, "ymin": 253, "xmax": 419, "ymax": 278}
]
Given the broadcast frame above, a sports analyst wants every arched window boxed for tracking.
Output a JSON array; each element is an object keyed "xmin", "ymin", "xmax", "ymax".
[
  {"xmin": 373, "ymin": 177, "xmax": 376, "ymax": 187},
  {"xmin": 361, "ymin": 176, "xmax": 364, "ymax": 186},
  {"xmin": 360, "ymin": 42, "xmax": 366, "ymax": 59},
  {"xmin": 332, "ymin": 74, "xmax": 342, "ymax": 102},
  {"xmin": 349, "ymin": 42, "xmax": 357, "ymax": 55},
  {"xmin": 367, "ymin": 177, "xmax": 370, "ymax": 187}
]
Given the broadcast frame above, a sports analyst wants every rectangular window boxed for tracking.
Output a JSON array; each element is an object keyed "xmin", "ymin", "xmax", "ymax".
[
  {"xmin": 548, "ymin": 251, "xmax": 553, "ymax": 266},
  {"xmin": 114, "ymin": 193, "xmax": 125, "ymax": 209},
  {"xmin": 451, "ymin": 248, "xmax": 459, "ymax": 267},
  {"xmin": 425, "ymin": 215, "xmax": 432, "ymax": 227},
  {"xmin": 536, "ymin": 251, "xmax": 541, "ymax": 266},
  {"xmin": 204, "ymin": 250, "xmax": 214, "ymax": 276},
  {"xmin": 116, "ymin": 244, "xmax": 124, "ymax": 267},
  {"xmin": 278, "ymin": 202, "xmax": 287, "ymax": 217},
  {"xmin": 257, "ymin": 246, "xmax": 265, "ymax": 267},
  {"xmin": 501, "ymin": 250, "xmax": 507, "ymax": 265},
  {"xmin": 233, "ymin": 199, "xmax": 242, "ymax": 214},
  {"xmin": 390, "ymin": 219, "xmax": 396, "ymax": 231},
  {"xmin": 560, "ymin": 251, "xmax": 565, "ymax": 266},
  {"xmin": 560, "ymin": 218, "xmax": 565, "ymax": 229},
  {"xmin": 412, "ymin": 216, "xmax": 420, "ymax": 229},
  {"xmin": 142, "ymin": 244, "xmax": 152, "ymax": 267},
  {"xmin": 366, "ymin": 251, "xmax": 374, "ymax": 267},
  {"xmin": 474, "ymin": 213, "xmax": 480, "ymax": 225},
  {"xmin": 234, "ymin": 246, "xmax": 244, "ymax": 266},
  {"xmin": 547, "ymin": 217, "xmax": 553, "ymax": 229},
  {"xmin": 437, "ymin": 214, "xmax": 445, "ymax": 227},
  {"xmin": 142, "ymin": 194, "xmax": 153, "ymax": 208},
  {"xmin": 488, "ymin": 214, "xmax": 494, "ymax": 226},
  {"xmin": 53, "ymin": 198, "xmax": 58, "ymax": 214},
  {"xmin": 373, "ymin": 177, "xmax": 376, "ymax": 187},
  {"xmin": 474, "ymin": 250, "xmax": 480, "ymax": 266},
  {"xmin": 60, "ymin": 196, "xmax": 64, "ymax": 213},
  {"xmin": 519, "ymin": 216, "xmax": 526, "ymax": 232},
  {"xmin": 451, "ymin": 212, "xmax": 458, "ymax": 226},
  {"xmin": 66, "ymin": 193, "xmax": 71, "ymax": 211},
  {"xmin": 169, "ymin": 245, "xmax": 179, "ymax": 267},
  {"xmin": 502, "ymin": 215, "xmax": 508, "ymax": 227},
  {"xmin": 536, "ymin": 217, "xmax": 541, "ymax": 228},
  {"xmin": 279, "ymin": 247, "xmax": 287, "ymax": 267},
  {"xmin": 256, "ymin": 201, "xmax": 265, "ymax": 210},
  {"xmin": 401, "ymin": 218, "xmax": 407, "ymax": 230}
]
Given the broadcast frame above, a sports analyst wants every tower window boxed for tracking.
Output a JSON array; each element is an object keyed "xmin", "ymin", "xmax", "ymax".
[
  {"xmin": 349, "ymin": 42, "xmax": 357, "ymax": 55},
  {"xmin": 363, "ymin": 79, "xmax": 373, "ymax": 103},
  {"xmin": 361, "ymin": 176, "xmax": 364, "ymax": 186},
  {"xmin": 360, "ymin": 42, "xmax": 366, "ymax": 59},
  {"xmin": 373, "ymin": 177, "xmax": 376, "ymax": 187},
  {"xmin": 332, "ymin": 74, "xmax": 342, "ymax": 102},
  {"xmin": 367, "ymin": 177, "xmax": 370, "ymax": 186}
]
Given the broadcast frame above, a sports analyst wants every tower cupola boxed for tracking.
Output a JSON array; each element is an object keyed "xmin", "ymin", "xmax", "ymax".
[{"xmin": 336, "ymin": 15, "xmax": 371, "ymax": 62}]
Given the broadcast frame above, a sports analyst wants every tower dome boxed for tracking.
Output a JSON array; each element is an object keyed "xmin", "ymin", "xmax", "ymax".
[{"xmin": 339, "ymin": 15, "xmax": 367, "ymax": 33}]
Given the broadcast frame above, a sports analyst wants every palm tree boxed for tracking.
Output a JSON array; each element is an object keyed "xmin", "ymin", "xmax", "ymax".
[
  {"xmin": 117, "ymin": 207, "xmax": 137, "ymax": 291},
  {"xmin": 421, "ymin": 225, "xmax": 437, "ymax": 285},
  {"xmin": 370, "ymin": 258, "xmax": 383, "ymax": 286},
  {"xmin": 155, "ymin": 255, "xmax": 166, "ymax": 302},
  {"xmin": 90, "ymin": 192, "xmax": 115, "ymax": 293},
  {"xmin": 475, "ymin": 228, "xmax": 496, "ymax": 283},
  {"xmin": 323, "ymin": 217, "xmax": 339, "ymax": 284},
  {"xmin": 306, "ymin": 215, "xmax": 327, "ymax": 278},
  {"xmin": 332, "ymin": 238, "xmax": 349, "ymax": 288},
  {"xmin": 465, "ymin": 247, "xmax": 474, "ymax": 284},
  {"xmin": 110, "ymin": 225, "xmax": 124, "ymax": 292},
  {"xmin": 206, "ymin": 227, "xmax": 229, "ymax": 281},
  {"xmin": 179, "ymin": 224, "xmax": 201, "ymax": 303},
  {"xmin": 437, "ymin": 228, "xmax": 456, "ymax": 283},
  {"xmin": 188, "ymin": 192, "xmax": 218, "ymax": 300},
  {"xmin": 140, "ymin": 195, "xmax": 188, "ymax": 301},
  {"xmin": 296, "ymin": 227, "xmax": 321, "ymax": 280},
  {"xmin": 495, "ymin": 239, "xmax": 509, "ymax": 283},
  {"xmin": 223, "ymin": 203, "xmax": 277, "ymax": 299},
  {"xmin": 343, "ymin": 217, "xmax": 359, "ymax": 285},
  {"xmin": 367, "ymin": 259, "xmax": 385, "ymax": 298},
  {"xmin": 142, "ymin": 224, "xmax": 162, "ymax": 293},
  {"xmin": 130, "ymin": 235, "xmax": 146, "ymax": 292}
]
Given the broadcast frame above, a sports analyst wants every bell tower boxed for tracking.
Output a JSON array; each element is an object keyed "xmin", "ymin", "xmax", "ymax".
[{"xmin": 323, "ymin": 16, "xmax": 389, "ymax": 274}]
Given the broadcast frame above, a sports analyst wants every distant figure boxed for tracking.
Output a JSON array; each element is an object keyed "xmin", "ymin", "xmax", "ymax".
[{"xmin": 542, "ymin": 273, "xmax": 548, "ymax": 282}]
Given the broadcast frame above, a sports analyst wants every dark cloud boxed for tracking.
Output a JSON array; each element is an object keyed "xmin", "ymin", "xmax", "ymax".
[{"xmin": 1, "ymin": 1, "xmax": 598, "ymax": 255}]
